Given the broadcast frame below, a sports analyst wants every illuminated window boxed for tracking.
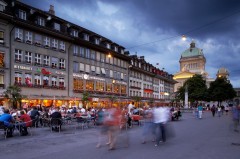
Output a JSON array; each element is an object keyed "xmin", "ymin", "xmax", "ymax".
[
  {"xmin": 106, "ymin": 83, "xmax": 112, "ymax": 92},
  {"xmin": 121, "ymin": 85, "xmax": 127, "ymax": 94},
  {"xmin": 73, "ymin": 78, "xmax": 84, "ymax": 90},
  {"xmin": 96, "ymin": 81, "xmax": 105, "ymax": 91},
  {"xmin": 14, "ymin": 72, "xmax": 22, "ymax": 84},
  {"xmin": 86, "ymin": 80, "xmax": 94, "ymax": 91}
]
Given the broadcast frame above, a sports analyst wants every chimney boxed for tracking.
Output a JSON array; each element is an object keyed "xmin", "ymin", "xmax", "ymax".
[{"xmin": 49, "ymin": 5, "xmax": 55, "ymax": 15}]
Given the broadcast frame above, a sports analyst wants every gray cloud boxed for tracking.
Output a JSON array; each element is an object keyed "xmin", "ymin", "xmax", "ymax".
[{"xmin": 22, "ymin": 0, "xmax": 240, "ymax": 87}]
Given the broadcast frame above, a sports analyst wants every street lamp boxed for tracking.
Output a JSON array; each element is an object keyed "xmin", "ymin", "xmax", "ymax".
[
  {"xmin": 184, "ymin": 84, "xmax": 188, "ymax": 108},
  {"xmin": 182, "ymin": 35, "xmax": 187, "ymax": 41}
]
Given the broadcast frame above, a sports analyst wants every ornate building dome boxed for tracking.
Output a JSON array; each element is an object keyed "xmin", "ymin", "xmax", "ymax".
[{"xmin": 181, "ymin": 41, "xmax": 204, "ymax": 58}]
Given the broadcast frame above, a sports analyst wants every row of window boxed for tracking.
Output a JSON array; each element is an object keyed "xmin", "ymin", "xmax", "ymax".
[
  {"xmin": 73, "ymin": 45, "xmax": 127, "ymax": 69},
  {"xmin": 15, "ymin": 49, "xmax": 66, "ymax": 69},
  {"xmin": 15, "ymin": 28, "xmax": 66, "ymax": 51},
  {"xmin": 16, "ymin": 9, "xmax": 124, "ymax": 54},
  {"xmin": 14, "ymin": 72, "xmax": 65, "ymax": 87},
  {"xmin": 73, "ymin": 79, "xmax": 127, "ymax": 94},
  {"xmin": 73, "ymin": 62, "xmax": 127, "ymax": 81},
  {"xmin": 130, "ymin": 71, "xmax": 153, "ymax": 82}
]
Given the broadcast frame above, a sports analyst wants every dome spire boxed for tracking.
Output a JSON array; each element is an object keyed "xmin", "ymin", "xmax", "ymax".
[{"xmin": 190, "ymin": 40, "xmax": 195, "ymax": 48}]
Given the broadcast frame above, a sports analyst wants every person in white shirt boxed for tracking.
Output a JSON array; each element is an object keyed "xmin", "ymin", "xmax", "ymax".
[
  {"xmin": 127, "ymin": 102, "xmax": 134, "ymax": 115},
  {"xmin": 153, "ymin": 105, "xmax": 170, "ymax": 146}
]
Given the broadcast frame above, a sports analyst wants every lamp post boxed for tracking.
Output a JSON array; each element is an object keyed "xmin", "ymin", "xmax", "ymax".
[{"xmin": 184, "ymin": 84, "xmax": 188, "ymax": 108}]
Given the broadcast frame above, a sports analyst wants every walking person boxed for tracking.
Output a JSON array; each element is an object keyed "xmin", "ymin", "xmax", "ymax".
[
  {"xmin": 211, "ymin": 105, "xmax": 216, "ymax": 117},
  {"xmin": 197, "ymin": 104, "xmax": 203, "ymax": 119},
  {"xmin": 217, "ymin": 106, "xmax": 221, "ymax": 117},
  {"xmin": 232, "ymin": 105, "xmax": 239, "ymax": 132},
  {"xmin": 153, "ymin": 105, "xmax": 169, "ymax": 146}
]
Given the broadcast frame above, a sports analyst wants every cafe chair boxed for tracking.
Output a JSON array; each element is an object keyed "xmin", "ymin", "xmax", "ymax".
[{"xmin": 0, "ymin": 121, "xmax": 8, "ymax": 139}]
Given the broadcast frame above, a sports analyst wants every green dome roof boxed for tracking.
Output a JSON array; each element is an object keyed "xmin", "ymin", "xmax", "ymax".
[{"xmin": 181, "ymin": 41, "xmax": 204, "ymax": 58}]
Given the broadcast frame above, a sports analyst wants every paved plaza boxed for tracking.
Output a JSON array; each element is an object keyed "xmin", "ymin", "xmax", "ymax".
[{"xmin": 0, "ymin": 111, "xmax": 239, "ymax": 159}]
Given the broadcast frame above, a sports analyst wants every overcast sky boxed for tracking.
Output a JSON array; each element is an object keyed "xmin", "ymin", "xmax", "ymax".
[{"xmin": 21, "ymin": 0, "xmax": 240, "ymax": 88}]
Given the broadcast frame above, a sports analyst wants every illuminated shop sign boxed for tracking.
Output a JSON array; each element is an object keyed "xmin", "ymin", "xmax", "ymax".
[
  {"xmin": 14, "ymin": 65, "xmax": 32, "ymax": 71},
  {"xmin": 56, "ymin": 71, "xmax": 65, "ymax": 75},
  {"xmin": 114, "ymin": 80, "xmax": 127, "ymax": 85},
  {"xmin": 73, "ymin": 73, "xmax": 105, "ymax": 81}
]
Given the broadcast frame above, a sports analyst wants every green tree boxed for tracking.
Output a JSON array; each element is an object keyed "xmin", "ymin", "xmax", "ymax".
[
  {"xmin": 81, "ymin": 91, "xmax": 90, "ymax": 108},
  {"xmin": 176, "ymin": 74, "xmax": 208, "ymax": 105},
  {"xmin": 208, "ymin": 77, "xmax": 236, "ymax": 105},
  {"xmin": 4, "ymin": 85, "xmax": 24, "ymax": 109}
]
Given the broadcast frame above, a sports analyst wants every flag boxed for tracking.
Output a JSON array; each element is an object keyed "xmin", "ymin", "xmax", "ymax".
[{"xmin": 156, "ymin": 63, "xmax": 159, "ymax": 65}]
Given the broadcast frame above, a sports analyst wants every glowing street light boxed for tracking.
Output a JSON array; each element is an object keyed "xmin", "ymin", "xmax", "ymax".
[{"xmin": 182, "ymin": 35, "xmax": 187, "ymax": 41}]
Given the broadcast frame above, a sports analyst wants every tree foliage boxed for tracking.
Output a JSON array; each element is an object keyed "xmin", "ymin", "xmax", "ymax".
[
  {"xmin": 81, "ymin": 91, "xmax": 90, "ymax": 108},
  {"xmin": 4, "ymin": 85, "xmax": 24, "ymax": 109},
  {"xmin": 176, "ymin": 74, "xmax": 208, "ymax": 103},
  {"xmin": 208, "ymin": 77, "xmax": 236, "ymax": 103}
]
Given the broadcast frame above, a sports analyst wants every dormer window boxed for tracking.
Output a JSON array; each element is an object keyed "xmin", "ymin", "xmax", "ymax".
[
  {"xmin": 71, "ymin": 29, "xmax": 78, "ymax": 37},
  {"xmin": 83, "ymin": 33, "xmax": 89, "ymax": 41},
  {"xmin": 95, "ymin": 38, "xmax": 100, "ymax": 45},
  {"xmin": 106, "ymin": 43, "xmax": 110, "ymax": 49},
  {"xmin": 19, "ymin": 10, "xmax": 26, "ymax": 20},
  {"xmin": 37, "ymin": 17, "xmax": 45, "ymax": 26},
  {"xmin": 54, "ymin": 22, "xmax": 60, "ymax": 31},
  {"xmin": 114, "ymin": 46, "xmax": 118, "ymax": 52},
  {"xmin": 0, "ymin": 1, "xmax": 7, "ymax": 12},
  {"xmin": 120, "ymin": 49, "xmax": 124, "ymax": 54}
]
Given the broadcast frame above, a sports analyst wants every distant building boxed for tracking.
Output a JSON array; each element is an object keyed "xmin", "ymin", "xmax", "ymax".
[{"xmin": 173, "ymin": 41, "xmax": 210, "ymax": 92}]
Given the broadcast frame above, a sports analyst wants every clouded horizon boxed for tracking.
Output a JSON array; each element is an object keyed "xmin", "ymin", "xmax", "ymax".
[{"xmin": 22, "ymin": 0, "xmax": 240, "ymax": 88}]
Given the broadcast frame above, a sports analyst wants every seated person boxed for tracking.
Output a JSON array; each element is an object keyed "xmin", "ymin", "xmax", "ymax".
[
  {"xmin": 16, "ymin": 110, "xmax": 32, "ymax": 136},
  {"xmin": 0, "ymin": 109, "xmax": 15, "ymax": 137},
  {"xmin": 50, "ymin": 108, "xmax": 62, "ymax": 131},
  {"xmin": 30, "ymin": 106, "xmax": 40, "ymax": 127}
]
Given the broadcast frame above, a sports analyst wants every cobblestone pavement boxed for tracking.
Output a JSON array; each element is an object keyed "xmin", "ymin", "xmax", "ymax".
[{"xmin": 0, "ymin": 111, "xmax": 239, "ymax": 159}]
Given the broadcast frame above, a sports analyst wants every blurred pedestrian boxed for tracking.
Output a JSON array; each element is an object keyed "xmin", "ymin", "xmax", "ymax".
[
  {"xmin": 232, "ymin": 105, "xmax": 239, "ymax": 132},
  {"xmin": 211, "ymin": 105, "xmax": 216, "ymax": 117},
  {"xmin": 153, "ymin": 106, "xmax": 169, "ymax": 146},
  {"xmin": 104, "ymin": 107, "xmax": 121, "ymax": 150},
  {"xmin": 217, "ymin": 106, "xmax": 221, "ymax": 117},
  {"xmin": 197, "ymin": 104, "xmax": 203, "ymax": 119}
]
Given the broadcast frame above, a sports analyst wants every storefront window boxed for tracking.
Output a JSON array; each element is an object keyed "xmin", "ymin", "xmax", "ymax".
[
  {"xmin": 73, "ymin": 78, "xmax": 84, "ymax": 90},
  {"xmin": 121, "ymin": 85, "xmax": 127, "ymax": 94},
  {"xmin": 106, "ymin": 83, "xmax": 112, "ymax": 92},
  {"xmin": 86, "ymin": 80, "xmax": 94, "ymax": 91},
  {"xmin": 96, "ymin": 81, "xmax": 105, "ymax": 91},
  {"xmin": 113, "ymin": 84, "xmax": 120, "ymax": 93}
]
